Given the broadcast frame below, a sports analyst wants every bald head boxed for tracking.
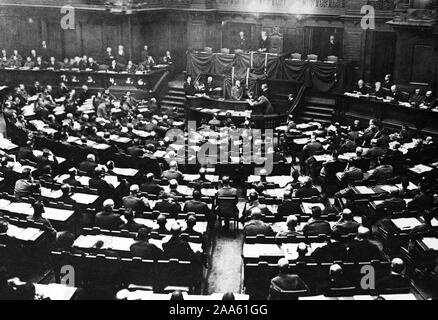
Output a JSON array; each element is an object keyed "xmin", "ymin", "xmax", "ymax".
[
  {"xmin": 170, "ymin": 222, "xmax": 182, "ymax": 236},
  {"xmin": 329, "ymin": 264, "xmax": 343, "ymax": 278},
  {"xmin": 357, "ymin": 226, "xmax": 370, "ymax": 240},
  {"xmin": 391, "ymin": 258, "xmax": 405, "ymax": 274}
]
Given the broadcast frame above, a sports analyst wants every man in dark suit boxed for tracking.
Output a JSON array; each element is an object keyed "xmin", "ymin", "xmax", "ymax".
[
  {"xmin": 311, "ymin": 230, "xmax": 348, "ymax": 263},
  {"xmin": 162, "ymin": 223, "xmax": 197, "ymax": 261},
  {"xmin": 243, "ymin": 208, "xmax": 274, "ymax": 237},
  {"xmin": 130, "ymin": 228, "xmax": 163, "ymax": 260},
  {"xmin": 347, "ymin": 227, "xmax": 384, "ymax": 262},
  {"xmin": 302, "ymin": 206, "xmax": 331, "ymax": 236},
  {"xmin": 59, "ymin": 184, "xmax": 77, "ymax": 206},
  {"xmin": 119, "ymin": 210, "xmax": 145, "ymax": 233},
  {"xmin": 126, "ymin": 140, "xmax": 144, "ymax": 157},
  {"xmin": 388, "ymin": 85, "xmax": 404, "ymax": 103},
  {"xmin": 366, "ymin": 156, "xmax": 394, "ymax": 184},
  {"xmin": 247, "ymin": 93, "xmax": 274, "ymax": 115},
  {"xmin": 0, "ymin": 157, "xmax": 16, "ymax": 194},
  {"xmin": 35, "ymin": 149, "xmax": 58, "ymax": 172},
  {"xmin": 153, "ymin": 192, "xmax": 181, "ymax": 218},
  {"xmin": 216, "ymin": 176, "xmax": 238, "ymax": 231},
  {"xmin": 16, "ymin": 140, "xmax": 38, "ymax": 164},
  {"xmin": 276, "ymin": 191, "xmax": 303, "ymax": 217},
  {"xmin": 340, "ymin": 165, "xmax": 364, "ymax": 186},
  {"xmin": 352, "ymin": 80, "xmax": 369, "ymax": 95},
  {"xmin": 319, "ymin": 264, "xmax": 355, "ymax": 294},
  {"xmin": 89, "ymin": 168, "xmax": 115, "ymax": 201},
  {"xmin": 327, "ymin": 35, "xmax": 339, "ymax": 57},
  {"xmin": 349, "ymin": 147, "xmax": 370, "ymax": 172},
  {"xmin": 183, "ymin": 190, "xmax": 211, "ymax": 218},
  {"xmin": 122, "ymin": 184, "xmax": 150, "ymax": 217},
  {"xmin": 295, "ymin": 177, "xmax": 321, "ymax": 199},
  {"xmin": 408, "ymin": 184, "xmax": 434, "ymax": 212},
  {"xmin": 259, "ymin": 31, "xmax": 271, "ymax": 53},
  {"xmin": 95, "ymin": 199, "xmax": 124, "ymax": 230},
  {"xmin": 184, "ymin": 76, "xmax": 196, "ymax": 96},
  {"xmin": 62, "ymin": 168, "xmax": 82, "ymax": 187},
  {"xmin": 237, "ymin": 31, "xmax": 250, "ymax": 51},
  {"xmin": 371, "ymin": 81, "xmax": 386, "ymax": 98},
  {"xmin": 376, "ymin": 189, "xmax": 407, "ymax": 215},
  {"xmin": 140, "ymin": 173, "xmax": 163, "ymax": 195},
  {"xmin": 376, "ymin": 258, "xmax": 410, "ymax": 292},
  {"xmin": 268, "ymin": 258, "xmax": 309, "ymax": 299},
  {"xmin": 79, "ymin": 154, "xmax": 98, "ymax": 176},
  {"xmin": 332, "ymin": 209, "xmax": 360, "ymax": 236}
]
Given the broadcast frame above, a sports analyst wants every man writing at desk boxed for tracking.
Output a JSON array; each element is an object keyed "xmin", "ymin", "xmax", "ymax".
[{"xmin": 230, "ymin": 80, "xmax": 244, "ymax": 101}]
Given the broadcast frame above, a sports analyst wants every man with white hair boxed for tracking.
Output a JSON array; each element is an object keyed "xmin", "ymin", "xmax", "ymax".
[
  {"xmin": 205, "ymin": 76, "xmax": 214, "ymax": 95},
  {"xmin": 122, "ymin": 184, "xmax": 150, "ymax": 217},
  {"xmin": 347, "ymin": 226, "xmax": 384, "ymax": 262},
  {"xmin": 231, "ymin": 80, "xmax": 244, "ymax": 101},
  {"xmin": 376, "ymin": 258, "xmax": 410, "ymax": 291},
  {"xmin": 268, "ymin": 258, "xmax": 309, "ymax": 299},
  {"xmin": 162, "ymin": 222, "xmax": 197, "ymax": 261},
  {"xmin": 162, "ymin": 160, "xmax": 183, "ymax": 182},
  {"xmin": 422, "ymin": 90, "xmax": 436, "ymax": 109},
  {"xmin": 95, "ymin": 199, "xmax": 124, "ymax": 230},
  {"xmin": 388, "ymin": 84, "xmax": 403, "ymax": 103},
  {"xmin": 79, "ymin": 153, "xmax": 98, "ymax": 175},
  {"xmin": 353, "ymin": 79, "xmax": 368, "ymax": 95},
  {"xmin": 319, "ymin": 263, "xmax": 355, "ymax": 294}
]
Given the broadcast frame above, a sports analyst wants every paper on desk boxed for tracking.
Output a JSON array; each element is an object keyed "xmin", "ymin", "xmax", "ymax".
[
  {"xmin": 113, "ymin": 167, "xmax": 139, "ymax": 177},
  {"xmin": 421, "ymin": 237, "xmax": 438, "ymax": 251},
  {"xmin": 391, "ymin": 218, "xmax": 422, "ymax": 231},
  {"xmin": 355, "ymin": 186, "xmax": 375, "ymax": 195},
  {"xmin": 410, "ymin": 164, "xmax": 433, "ymax": 174}
]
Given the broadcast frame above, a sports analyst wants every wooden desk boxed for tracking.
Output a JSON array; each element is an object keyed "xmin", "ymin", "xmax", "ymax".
[
  {"xmin": 5, "ymin": 224, "xmax": 45, "ymax": 242},
  {"xmin": 1, "ymin": 200, "xmax": 75, "ymax": 223},
  {"xmin": 118, "ymin": 290, "xmax": 249, "ymax": 300},
  {"xmin": 133, "ymin": 218, "xmax": 208, "ymax": 235},
  {"xmin": 336, "ymin": 93, "xmax": 438, "ymax": 135},
  {"xmin": 73, "ymin": 234, "xmax": 203, "ymax": 254}
]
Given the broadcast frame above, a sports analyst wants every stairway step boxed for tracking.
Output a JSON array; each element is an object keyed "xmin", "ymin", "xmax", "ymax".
[
  {"xmin": 161, "ymin": 99, "xmax": 185, "ymax": 106},
  {"xmin": 304, "ymin": 106, "xmax": 334, "ymax": 114},
  {"xmin": 301, "ymin": 111, "xmax": 333, "ymax": 119},
  {"xmin": 164, "ymin": 95, "xmax": 186, "ymax": 102},
  {"xmin": 305, "ymin": 96, "xmax": 336, "ymax": 106},
  {"xmin": 298, "ymin": 116, "xmax": 332, "ymax": 124}
]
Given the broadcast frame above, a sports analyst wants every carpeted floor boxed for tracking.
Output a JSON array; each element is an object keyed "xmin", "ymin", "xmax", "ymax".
[{"xmin": 206, "ymin": 232, "xmax": 244, "ymax": 294}]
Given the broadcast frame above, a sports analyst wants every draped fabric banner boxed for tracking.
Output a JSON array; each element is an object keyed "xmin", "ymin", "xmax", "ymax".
[{"xmin": 187, "ymin": 51, "xmax": 349, "ymax": 93}]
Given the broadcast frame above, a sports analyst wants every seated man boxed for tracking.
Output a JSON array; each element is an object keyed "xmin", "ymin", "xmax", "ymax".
[
  {"xmin": 153, "ymin": 192, "xmax": 181, "ymax": 218},
  {"xmin": 276, "ymin": 191, "xmax": 303, "ymax": 217},
  {"xmin": 376, "ymin": 189, "xmax": 407, "ymax": 215},
  {"xmin": 62, "ymin": 168, "xmax": 82, "ymax": 187},
  {"xmin": 311, "ymin": 230, "xmax": 348, "ymax": 263},
  {"xmin": 183, "ymin": 214, "xmax": 203, "ymax": 238},
  {"xmin": 154, "ymin": 214, "xmax": 169, "ymax": 234},
  {"xmin": 79, "ymin": 154, "xmax": 98, "ymax": 176},
  {"xmin": 183, "ymin": 190, "xmax": 214, "ymax": 228},
  {"xmin": 27, "ymin": 201, "xmax": 56, "ymax": 237},
  {"xmin": 268, "ymin": 258, "xmax": 309, "ymax": 300},
  {"xmin": 216, "ymin": 176, "xmax": 238, "ymax": 231},
  {"xmin": 294, "ymin": 243, "xmax": 315, "ymax": 263},
  {"xmin": 347, "ymin": 226, "xmax": 384, "ymax": 262},
  {"xmin": 130, "ymin": 228, "xmax": 163, "ymax": 260},
  {"xmin": 332, "ymin": 209, "xmax": 360, "ymax": 236},
  {"xmin": 295, "ymin": 177, "xmax": 320, "ymax": 199},
  {"xmin": 243, "ymin": 208, "xmax": 274, "ymax": 237},
  {"xmin": 168, "ymin": 179, "xmax": 184, "ymax": 197},
  {"xmin": 14, "ymin": 168, "xmax": 39, "ymax": 201},
  {"xmin": 302, "ymin": 206, "xmax": 331, "ymax": 236},
  {"xmin": 162, "ymin": 160, "xmax": 183, "ymax": 182},
  {"xmin": 319, "ymin": 264, "xmax": 355, "ymax": 294},
  {"xmin": 376, "ymin": 258, "xmax": 410, "ymax": 292},
  {"xmin": 352, "ymin": 79, "xmax": 369, "ymax": 95},
  {"xmin": 140, "ymin": 173, "xmax": 163, "ymax": 195},
  {"xmin": 95, "ymin": 199, "xmax": 124, "ymax": 230},
  {"xmin": 244, "ymin": 192, "xmax": 272, "ymax": 221},
  {"xmin": 59, "ymin": 184, "xmax": 77, "ymax": 206},
  {"xmin": 276, "ymin": 215, "xmax": 300, "ymax": 238},
  {"xmin": 119, "ymin": 210, "xmax": 144, "ymax": 232},
  {"xmin": 365, "ymin": 156, "xmax": 394, "ymax": 184},
  {"xmin": 122, "ymin": 184, "xmax": 150, "ymax": 217},
  {"xmin": 162, "ymin": 222, "xmax": 198, "ymax": 262}
]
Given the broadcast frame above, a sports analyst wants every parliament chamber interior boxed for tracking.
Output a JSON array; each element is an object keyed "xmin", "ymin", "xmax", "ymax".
[{"xmin": 0, "ymin": 0, "xmax": 438, "ymax": 302}]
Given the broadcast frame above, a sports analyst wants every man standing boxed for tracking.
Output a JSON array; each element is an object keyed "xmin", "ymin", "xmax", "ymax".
[
  {"xmin": 237, "ymin": 31, "xmax": 249, "ymax": 51},
  {"xmin": 230, "ymin": 80, "xmax": 244, "ymax": 101},
  {"xmin": 328, "ymin": 35, "xmax": 339, "ymax": 57},
  {"xmin": 259, "ymin": 31, "xmax": 270, "ymax": 53}
]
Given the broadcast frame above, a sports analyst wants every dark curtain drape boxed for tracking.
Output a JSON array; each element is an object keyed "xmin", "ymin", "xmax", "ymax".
[{"xmin": 187, "ymin": 51, "xmax": 347, "ymax": 93}]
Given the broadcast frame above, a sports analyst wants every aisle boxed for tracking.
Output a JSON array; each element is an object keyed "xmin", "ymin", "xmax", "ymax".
[{"xmin": 206, "ymin": 232, "xmax": 244, "ymax": 294}]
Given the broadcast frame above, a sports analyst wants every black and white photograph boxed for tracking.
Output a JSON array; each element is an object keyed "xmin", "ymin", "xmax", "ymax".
[{"xmin": 0, "ymin": 0, "xmax": 437, "ymax": 306}]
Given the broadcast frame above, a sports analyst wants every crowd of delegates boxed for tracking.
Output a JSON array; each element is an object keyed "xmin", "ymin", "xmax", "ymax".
[
  {"xmin": 351, "ymin": 74, "xmax": 437, "ymax": 110},
  {"xmin": 0, "ymin": 41, "xmax": 173, "ymax": 73}
]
